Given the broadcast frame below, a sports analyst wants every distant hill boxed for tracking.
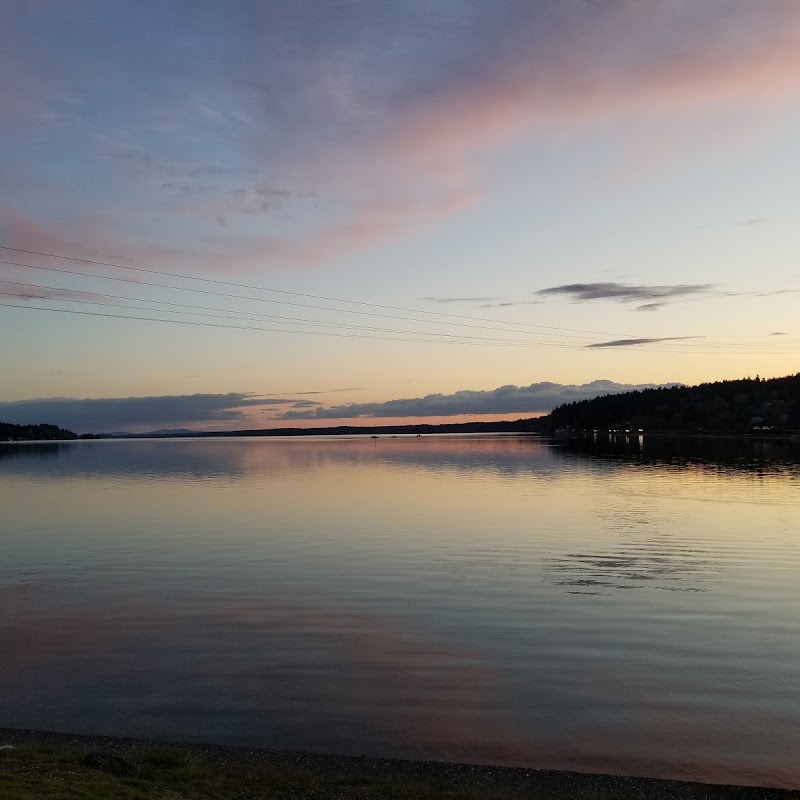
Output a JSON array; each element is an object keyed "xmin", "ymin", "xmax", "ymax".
[
  {"xmin": 0, "ymin": 422, "xmax": 78, "ymax": 442},
  {"xmin": 100, "ymin": 419, "xmax": 542, "ymax": 438},
  {"xmin": 538, "ymin": 373, "xmax": 800, "ymax": 434},
  {"xmin": 95, "ymin": 428, "xmax": 197, "ymax": 437}
]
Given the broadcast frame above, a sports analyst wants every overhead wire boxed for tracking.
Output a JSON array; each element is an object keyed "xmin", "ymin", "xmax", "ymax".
[
  {"xmin": 0, "ymin": 280, "xmax": 567, "ymax": 344},
  {"xmin": 2, "ymin": 299, "xmax": 795, "ymax": 355},
  {"xmin": 0, "ymin": 256, "xmax": 610, "ymax": 342},
  {"xmin": 0, "ymin": 301, "xmax": 580, "ymax": 347},
  {"xmin": 0, "ymin": 245, "xmax": 644, "ymax": 338},
  {"xmin": 0, "ymin": 246, "xmax": 796, "ymax": 354}
]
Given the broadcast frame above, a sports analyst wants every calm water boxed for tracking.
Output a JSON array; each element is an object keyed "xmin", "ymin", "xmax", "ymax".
[{"xmin": 1, "ymin": 435, "xmax": 799, "ymax": 787}]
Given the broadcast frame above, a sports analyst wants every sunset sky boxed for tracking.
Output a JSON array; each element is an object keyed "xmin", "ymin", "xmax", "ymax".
[{"xmin": 1, "ymin": 1, "xmax": 799, "ymax": 433}]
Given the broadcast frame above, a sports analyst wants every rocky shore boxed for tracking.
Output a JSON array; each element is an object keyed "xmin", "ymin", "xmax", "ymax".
[{"xmin": 1, "ymin": 727, "xmax": 798, "ymax": 799}]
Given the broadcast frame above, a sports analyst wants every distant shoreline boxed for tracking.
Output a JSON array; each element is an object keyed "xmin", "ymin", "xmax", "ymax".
[
  {"xmin": 1, "ymin": 727, "xmax": 798, "ymax": 798},
  {"xmin": 3, "ymin": 427, "xmax": 800, "ymax": 443}
]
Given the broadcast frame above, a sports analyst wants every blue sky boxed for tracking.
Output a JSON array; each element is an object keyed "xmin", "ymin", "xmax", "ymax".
[{"xmin": 1, "ymin": 1, "xmax": 799, "ymax": 432}]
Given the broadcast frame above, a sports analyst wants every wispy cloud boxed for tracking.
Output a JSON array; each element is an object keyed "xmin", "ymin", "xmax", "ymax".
[
  {"xmin": 479, "ymin": 301, "xmax": 544, "ymax": 309},
  {"xmin": 754, "ymin": 289, "xmax": 800, "ymax": 297},
  {"xmin": 237, "ymin": 190, "xmax": 483, "ymax": 269},
  {"xmin": 277, "ymin": 380, "xmax": 674, "ymax": 420},
  {"xmin": 422, "ymin": 296, "xmax": 501, "ymax": 304},
  {"xmin": 0, "ymin": 282, "xmax": 107, "ymax": 303},
  {"xmin": 292, "ymin": 387, "xmax": 365, "ymax": 395},
  {"xmin": 421, "ymin": 296, "xmax": 542, "ymax": 309},
  {"xmin": 0, "ymin": 209, "xmax": 101, "ymax": 261},
  {"xmin": 4, "ymin": 2, "xmax": 800, "ymax": 270},
  {"xmin": 586, "ymin": 337, "xmax": 698, "ymax": 349},
  {"xmin": 0, "ymin": 206, "xmax": 182, "ymax": 271},
  {"xmin": 536, "ymin": 283, "xmax": 714, "ymax": 304}
]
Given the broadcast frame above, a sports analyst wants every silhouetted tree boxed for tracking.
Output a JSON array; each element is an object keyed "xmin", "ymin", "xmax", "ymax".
[
  {"xmin": 538, "ymin": 374, "xmax": 800, "ymax": 434},
  {"xmin": 0, "ymin": 422, "xmax": 78, "ymax": 441}
]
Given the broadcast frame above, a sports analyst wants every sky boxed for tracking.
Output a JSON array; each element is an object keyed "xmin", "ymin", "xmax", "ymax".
[{"xmin": 1, "ymin": 0, "xmax": 799, "ymax": 433}]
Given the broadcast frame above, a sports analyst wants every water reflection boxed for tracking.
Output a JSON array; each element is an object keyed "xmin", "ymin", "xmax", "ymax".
[
  {"xmin": 2, "ymin": 436, "xmax": 800, "ymax": 787},
  {"xmin": 3, "ymin": 433, "xmax": 800, "ymax": 483},
  {"xmin": 4, "ymin": 581, "xmax": 799, "ymax": 789},
  {"xmin": 547, "ymin": 533, "xmax": 715, "ymax": 594},
  {"xmin": 546, "ymin": 494, "xmax": 714, "ymax": 595},
  {"xmin": 551, "ymin": 434, "xmax": 800, "ymax": 478},
  {"xmin": 0, "ymin": 436, "xmax": 562, "ymax": 484},
  {"xmin": 0, "ymin": 581, "xmax": 540, "ymax": 764},
  {"xmin": 0, "ymin": 441, "xmax": 73, "ymax": 462}
]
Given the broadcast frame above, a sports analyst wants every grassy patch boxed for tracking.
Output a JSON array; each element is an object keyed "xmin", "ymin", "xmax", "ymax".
[
  {"xmin": 0, "ymin": 745, "xmax": 147, "ymax": 800},
  {"xmin": 135, "ymin": 742, "xmax": 195, "ymax": 769},
  {"xmin": 3, "ymin": 739, "xmax": 789, "ymax": 799},
  {"xmin": 0, "ymin": 743, "xmax": 503, "ymax": 800}
]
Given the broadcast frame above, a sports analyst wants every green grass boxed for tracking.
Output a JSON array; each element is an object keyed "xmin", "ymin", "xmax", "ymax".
[
  {"xmin": 0, "ymin": 743, "xmax": 507, "ymax": 800},
  {"xmin": 2, "ymin": 740, "xmax": 790, "ymax": 799}
]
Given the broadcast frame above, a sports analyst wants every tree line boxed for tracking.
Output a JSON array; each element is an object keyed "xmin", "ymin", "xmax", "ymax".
[
  {"xmin": 0, "ymin": 422, "xmax": 78, "ymax": 441},
  {"xmin": 538, "ymin": 373, "xmax": 800, "ymax": 434}
]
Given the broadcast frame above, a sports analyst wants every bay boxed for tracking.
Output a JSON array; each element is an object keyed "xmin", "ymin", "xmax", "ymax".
[{"xmin": 1, "ymin": 434, "xmax": 799, "ymax": 788}]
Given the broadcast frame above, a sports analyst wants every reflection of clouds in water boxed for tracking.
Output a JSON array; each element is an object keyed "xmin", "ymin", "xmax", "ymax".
[
  {"xmin": 546, "ymin": 498, "xmax": 716, "ymax": 595},
  {"xmin": 215, "ymin": 604, "xmax": 542, "ymax": 766},
  {"xmin": 4, "ymin": 435, "xmax": 800, "ymax": 488},
  {"xmin": 0, "ymin": 582, "xmax": 537, "ymax": 765},
  {"xmin": 0, "ymin": 440, "xmax": 253, "ymax": 481},
  {"xmin": 547, "ymin": 538, "xmax": 715, "ymax": 595},
  {"xmin": 4, "ymin": 439, "xmax": 800, "ymax": 788},
  {"xmin": 0, "ymin": 437, "xmax": 560, "ymax": 484},
  {"xmin": 364, "ymin": 436, "xmax": 557, "ymax": 482},
  {"xmin": 3, "ymin": 581, "xmax": 800, "ymax": 788},
  {"xmin": 0, "ymin": 581, "xmax": 171, "ymax": 685}
]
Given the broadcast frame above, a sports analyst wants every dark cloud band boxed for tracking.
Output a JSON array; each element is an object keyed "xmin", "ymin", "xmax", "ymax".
[
  {"xmin": 278, "ymin": 380, "xmax": 675, "ymax": 420},
  {"xmin": 586, "ymin": 337, "xmax": 698, "ymax": 349},
  {"xmin": 3, "ymin": 380, "xmax": 681, "ymax": 430},
  {"xmin": 0, "ymin": 393, "xmax": 293, "ymax": 433},
  {"xmin": 536, "ymin": 283, "xmax": 714, "ymax": 303}
]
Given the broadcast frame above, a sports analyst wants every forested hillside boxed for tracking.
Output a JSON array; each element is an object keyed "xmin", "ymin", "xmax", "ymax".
[
  {"xmin": 541, "ymin": 374, "xmax": 800, "ymax": 434},
  {"xmin": 0, "ymin": 422, "xmax": 78, "ymax": 441}
]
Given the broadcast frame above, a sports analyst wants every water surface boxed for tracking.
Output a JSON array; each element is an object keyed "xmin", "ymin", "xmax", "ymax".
[{"xmin": 1, "ymin": 435, "xmax": 799, "ymax": 787}]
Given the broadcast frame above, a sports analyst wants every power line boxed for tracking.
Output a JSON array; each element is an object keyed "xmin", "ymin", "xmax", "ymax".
[
  {"xmin": 0, "ymin": 281, "xmax": 574, "ymax": 345},
  {"xmin": 4, "ymin": 257, "xmax": 791, "ymax": 352},
  {"xmin": 1, "ymin": 247, "xmax": 795, "ymax": 354},
  {"xmin": 0, "ymin": 301, "xmax": 573, "ymax": 347},
  {"xmin": 1, "ymin": 256, "xmax": 622, "ymax": 343},
  {"xmin": 3, "ymin": 300, "xmax": 793, "ymax": 355},
  {"xmin": 0, "ymin": 244, "xmax": 643, "ymax": 339}
]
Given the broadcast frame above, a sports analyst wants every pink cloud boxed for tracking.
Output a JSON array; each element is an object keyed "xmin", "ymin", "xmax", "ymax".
[
  {"xmin": 4, "ymin": 2, "xmax": 800, "ymax": 275},
  {"xmin": 0, "ymin": 207, "xmax": 205, "ymax": 277},
  {"xmin": 0, "ymin": 210, "xmax": 88, "ymax": 257},
  {"xmin": 219, "ymin": 188, "xmax": 483, "ymax": 270},
  {"xmin": 229, "ymin": 3, "xmax": 800, "ymax": 268},
  {"xmin": 376, "ymin": 4, "xmax": 800, "ymax": 180}
]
